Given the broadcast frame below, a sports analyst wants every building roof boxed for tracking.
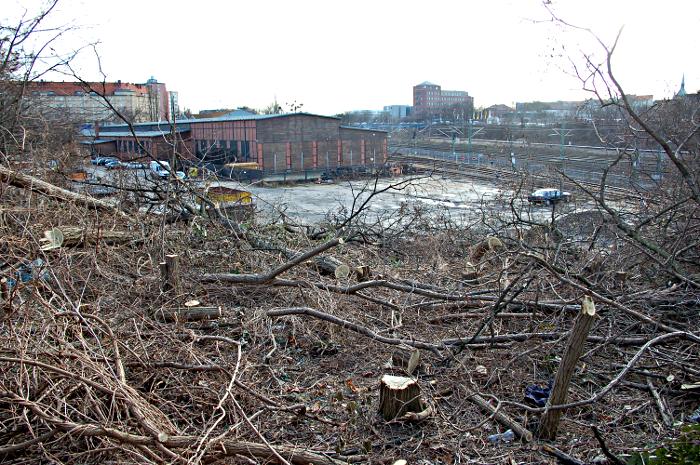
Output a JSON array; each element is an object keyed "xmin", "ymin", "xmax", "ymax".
[
  {"xmin": 193, "ymin": 109, "xmax": 256, "ymax": 119},
  {"xmin": 417, "ymin": 81, "xmax": 438, "ymax": 86},
  {"xmin": 79, "ymin": 139, "xmax": 115, "ymax": 145},
  {"xmin": 86, "ymin": 128, "xmax": 190, "ymax": 138},
  {"xmin": 339, "ymin": 126, "xmax": 388, "ymax": 133},
  {"xmin": 98, "ymin": 112, "xmax": 341, "ymax": 130},
  {"xmin": 191, "ymin": 112, "xmax": 340, "ymax": 124}
]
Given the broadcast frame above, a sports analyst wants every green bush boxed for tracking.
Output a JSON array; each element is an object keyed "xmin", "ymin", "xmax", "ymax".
[{"xmin": 627, "ymin": 425, "xmax": 700, "ymax": 465}]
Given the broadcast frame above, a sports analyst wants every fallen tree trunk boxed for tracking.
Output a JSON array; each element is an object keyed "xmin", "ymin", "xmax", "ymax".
[
  {"xmin": 0, "ymin": 165, "xmax": 129, "ymax": 219},
  {"xmin": 55, "ymin": 226, "xmax": 136, "ymax": 246}
]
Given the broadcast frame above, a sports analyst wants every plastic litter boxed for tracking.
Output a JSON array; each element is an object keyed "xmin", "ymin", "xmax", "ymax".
[
  {"xmin": 689, "ymin": 406, "xmax": 700, "ymax": 423},
  {"xmin": 5, "ymin": 259, "xmax": 48, "ymax": 288},
  {"xmin": 524, "ymin": 380, "xmax": 553, "ymax": 407},
  {"xmin": 487, "ymin": 429, "xmax": 515, "ymax": 444}
]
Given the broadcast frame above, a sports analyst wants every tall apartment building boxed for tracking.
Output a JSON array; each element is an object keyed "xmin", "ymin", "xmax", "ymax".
[
  {"xmin": 25, "ymin": 76, "xmax": 171, "ymax": 123},
  {"xmin": 412, "ymin": 81, "xmax": 473, "ymax": 118}
]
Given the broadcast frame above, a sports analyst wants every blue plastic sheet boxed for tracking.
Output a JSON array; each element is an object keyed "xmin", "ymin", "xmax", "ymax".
[
  {"xmin": 5, "ymin": 259, "xmax": 48, "ymax": 288},
  {"xmin": 524, "ymin": 380, "xmax": 552, "ymax": 407}
]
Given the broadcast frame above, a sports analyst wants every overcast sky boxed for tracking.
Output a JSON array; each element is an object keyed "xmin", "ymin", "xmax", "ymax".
[{"xmin": 6, "ymin": 0, "xmax": 699, "ymax": 114}]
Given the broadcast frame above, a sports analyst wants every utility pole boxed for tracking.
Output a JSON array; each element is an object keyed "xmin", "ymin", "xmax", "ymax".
[
  {"xmin": 509, "ymin": 134, "xmax": 515, "ymax": 171},
  {"xmin": 559, "ymin": 122, "xmax": 565, "ymax": 163},
  {"xmin": 452, "ymin": 132, "xmax": 456, "ymax": 163},
  {"xmin": 559, "ymin": 123, "xmax": 565, "ymax": 190},
  {"xmin": 170, "ymin": 97, "xmax": 177, "ymax": 175},
  {"xmin": 467, "ymin": 119, "xmax": 473, "ymax": 161},
  {"xmin": 551, "ymin": 123, "xmax": 571, "ymax": 189}
]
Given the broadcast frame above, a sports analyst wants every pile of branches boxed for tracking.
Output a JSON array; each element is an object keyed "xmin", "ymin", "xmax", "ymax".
[{"xmin": 1, "ymin": 152, "xmax": 699, "ymax": 465}]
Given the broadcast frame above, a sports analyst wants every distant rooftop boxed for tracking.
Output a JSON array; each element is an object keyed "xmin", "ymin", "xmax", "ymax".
[
  {"xmin": 98, "ymin": 112, "xmax": 341, "ymax": 130},
  {"xmin": 85, "ymin": 128, "xmax": 190, "ymax": 138}
]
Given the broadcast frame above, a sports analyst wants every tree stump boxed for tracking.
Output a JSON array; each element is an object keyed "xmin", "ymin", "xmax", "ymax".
[
  {"xmin": 355, "ymin": 265, "xmax": 371, "ymax": 282},
  {"xmin": 379, "ymin": 375, "xmax": 422, "ymax": 420},
  {"xmin": 538, "ymin": 296, "xmax": 597, "ymax": 440},
  {"xmin": 160, "ymin": 254, "xmax": 180, "ymax": 294}
]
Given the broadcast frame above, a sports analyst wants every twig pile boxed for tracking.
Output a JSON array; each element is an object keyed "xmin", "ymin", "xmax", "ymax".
[{"xmin": 1, "ymin": 165, "xmax": 699, "ymax": 465}]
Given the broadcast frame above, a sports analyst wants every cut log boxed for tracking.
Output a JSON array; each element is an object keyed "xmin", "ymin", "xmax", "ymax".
[
  {"xmin": 156, "ymin": 306, "xmax": 223, "ymax": 323},
  {"xmin": 538, "ymin": 296, "xmax": 597, "ymax": 440},
  {"xmin": 379, "ymin": 375, "xmax": 422, "ymax": 420},
  {"xmin": 392, "ymin": 348, "xmax": 421, "ymax": 374},
  {"xmin": 160, "ymin": 254, "xmax": 180, "ymax": 294},
  {"xmin": 470, "ymin": 236, "xmax": 503, "ymax": 263},
  {"xmin": 41, "ymin": 226, "xmax": 136, "ymax": 249},
  {"xmin": 61, "ymin": 227, "xmax": 135, "ymax": 246}
]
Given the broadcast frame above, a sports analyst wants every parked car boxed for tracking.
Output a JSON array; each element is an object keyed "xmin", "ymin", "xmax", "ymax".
[
  {"xmin": 149, "ymin": 160, "xmax": 185, "ymax": 180},
  {"xmin": 528, "ymin": 188, "xmax": 572, "ymax": 205},
  {"xmin": 104, "ymin": 160, "xmax": 124, "ymax": 170},
  {"xmin": 91, "ymin": 156, "xmax": 118, "ymax": 166},
  {"xmin": 122, "ymin": 161, "xmax": 146, "ymax": 169}
]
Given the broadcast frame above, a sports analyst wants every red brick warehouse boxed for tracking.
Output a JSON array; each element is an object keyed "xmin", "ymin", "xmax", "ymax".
[{"xmin": 85, "ymin": 112, "xmax": 388, "ymax": 173}]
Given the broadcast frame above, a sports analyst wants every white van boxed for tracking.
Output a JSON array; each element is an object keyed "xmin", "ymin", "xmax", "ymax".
[{"xmin": 149, "ymin": 160, "xmax": 185, "ymax": 180}]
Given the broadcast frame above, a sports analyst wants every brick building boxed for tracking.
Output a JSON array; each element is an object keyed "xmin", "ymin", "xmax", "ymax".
[
  {"xmin": 26, "ymin": 76, "xmax": 171, "ymax": 123},
  {"xmin": 85, "ymin": 113, "xmax": 387, "ymax": 173},
  {"xmin": 412, "ymin": 81, "xmax": 474, "ymax": 118}
]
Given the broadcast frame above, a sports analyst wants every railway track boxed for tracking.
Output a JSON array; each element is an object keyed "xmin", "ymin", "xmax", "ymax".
[
  {"xmin": 388, "ymin": 151, "xmax": 639, "ymax": 201},
  {"xmin": 390, "ymin": 140, "xmax": 669, "ymax": 182}
]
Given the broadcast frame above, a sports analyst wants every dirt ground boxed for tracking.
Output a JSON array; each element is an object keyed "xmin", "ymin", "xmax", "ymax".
[{"xmin": 1, "ymin": 169, "xmax": 698, "ymax": 465}]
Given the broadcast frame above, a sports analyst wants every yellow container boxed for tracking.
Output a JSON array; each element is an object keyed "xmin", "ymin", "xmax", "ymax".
[
  {"xmin": 225, "ymin": 162, "xmax": 259, "ymax": 170},
  {"xmin": 207, "ymin": 186, "xmax": 252, "ymax": 205}
]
